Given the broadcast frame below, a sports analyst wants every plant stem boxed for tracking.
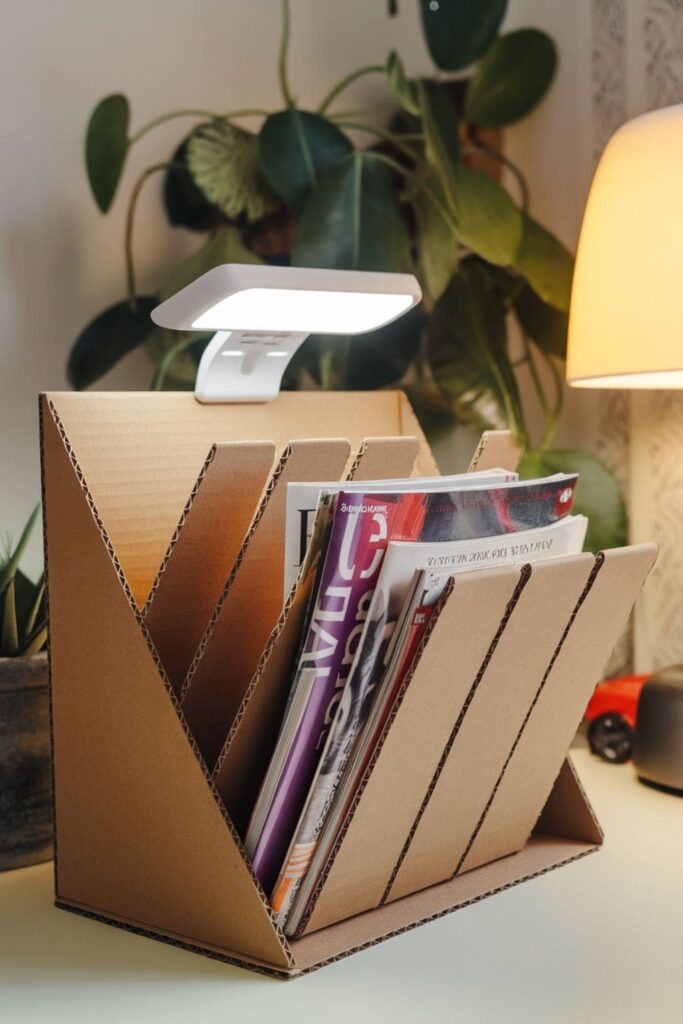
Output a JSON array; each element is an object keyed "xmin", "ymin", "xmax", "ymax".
[
  {"xmin": 129, "ymin": 108, "xmax": 270, "ymax": 145},
  {"xmin": 375, "ymin": 154, "xmax": 460, "ymax": 236},
  {"xmin": 318, "ymin": 65, "xmax": 385, "ymax": 115},
  {"xmin": 279, "ymin": 0, "xmax": 295, "ymax": 107},
  {"xmin": 464, "ymin": 139, "xmax": 530, "ymax": 211},
  {"xmin": 151, "ymin": 334, "xmax": 199, "ymax": 391},
  {"xmin": 124, "ymin": 163, "xmax": 169, "ymax": 310},
  {"xmin": 334, "ymin": 120, "xmax": 424, "ymax": 161},
  {"xmin": 537, "ymin": 349, "xmax": 564, "ymax": 450}
]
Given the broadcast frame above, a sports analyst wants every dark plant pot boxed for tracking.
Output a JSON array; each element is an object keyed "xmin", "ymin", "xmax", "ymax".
[{"xmin": 0, "ymin": 652, "xmax": 53, "ymax": 870}]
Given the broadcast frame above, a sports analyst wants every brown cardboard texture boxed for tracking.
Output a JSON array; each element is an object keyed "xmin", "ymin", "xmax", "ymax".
[
  {"xmin": 42, "ymin": 390, "xmax": 655, "ymax": 977},
  {"xmin": 143, "ymin": 441, "xmax": 276, "ymax": 694}
]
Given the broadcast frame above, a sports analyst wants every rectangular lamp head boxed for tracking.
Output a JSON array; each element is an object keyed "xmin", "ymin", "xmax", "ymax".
[{"xmin": 150, "ymin": 264, "xmax": 422, "ymax": 403}]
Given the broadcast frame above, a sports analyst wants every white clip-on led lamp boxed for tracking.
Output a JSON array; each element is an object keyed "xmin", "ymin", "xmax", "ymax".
[{"xmin": 151, "ymin": 264, "xmax": 422, "ymax": 402}]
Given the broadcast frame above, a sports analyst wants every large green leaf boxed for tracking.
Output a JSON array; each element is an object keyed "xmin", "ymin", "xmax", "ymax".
[
  {"xmin": 513, "ymin": 284, "xmax": 568, "ymax": 358},
  {"xmin": 427, "ymin": 259, "xmax": 522, "ymax": 432},
  {"xmin": 163, "ymin": 138, "xmax": 226, "ymax": 232},
  {"xmin": 293, "ymin": 152, "xmax": 411, "ymax": 272},
  {"xmin": 385, "ymin": 51, "xmax": 420, "ymax": 116},
  {"xmin": 187, "ymin": 120, "xmax": 279, "ymax": 222},
  {"xmin": 257, "ymin": 110, "xmax": 352, "ymax": 215},
  {"xmin": 68, "ymin": 297, "xmax": 157, "ymax": 389},
  {"xmin": 411, "ymin": 177, "xmax": 458, "ymax": 305},
  {"xmin": 465, "ymin": 29, "xmax": 557, "ymax": 126},
  {"xmin": 451, "ymin": 165, "xmax": 522, "ymax": 266},
  {"xmin": 419, "ymin": 0, "xmax": 507, "ymax": 71},
  {"xmin": 519, "ymin": 449, "xmax": 627, "ymax": 553},
  {"xmin": 85, "ymin": 94, "xmax": 130, "ymax": 213},
  {"xmin": 418, "ymin": 79, "xmax": 460, "ymax": 194},
  {"xmin": 515, "ymin": 213, "xmax": 574, "ymax": 311}
]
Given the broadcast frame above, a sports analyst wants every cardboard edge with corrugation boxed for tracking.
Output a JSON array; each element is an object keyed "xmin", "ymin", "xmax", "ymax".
[
  {"xmin": 142, "ymin": 440, "xmax": 276, "ymax": 693},
  {"xmin": 467, "ymin": 429, "xmax": 522, "ymax": 473},
  {"xmin": 40, "ymin": 395, "xmax": 295, "ymax": 971}
]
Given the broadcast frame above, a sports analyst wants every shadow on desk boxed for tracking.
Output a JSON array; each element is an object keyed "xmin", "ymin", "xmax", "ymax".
[{"xmin": 0, "ymin": 863, "xmax": 262, "ymax": 986}]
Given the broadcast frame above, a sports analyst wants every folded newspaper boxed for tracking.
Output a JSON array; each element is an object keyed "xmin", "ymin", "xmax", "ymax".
[
  {"xmin": 275, "ymin": 514, "xmax": 587, "ymax": 934},
  {"xmin": 245, "ymin": 471, "xmax": 578, "ymax": 895}
]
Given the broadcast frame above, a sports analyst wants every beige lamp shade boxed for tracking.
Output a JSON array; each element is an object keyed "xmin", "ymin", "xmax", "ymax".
[{"xmin": 567, "ymin": 104, "xmax": 683, "ymax": 388}]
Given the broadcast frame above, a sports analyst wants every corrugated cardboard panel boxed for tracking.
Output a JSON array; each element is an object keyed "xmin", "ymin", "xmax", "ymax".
[
  {"xmin": 460, "ymin": 544, "xmax": 656, "ymax": 873},
  {"xmin": 289, "ymin": 834, "xmax": 596, "ymax": 974},
  {"xmin": 213, "ymin": 569, "xmax": 316, "ymax": 836},
  {"xmin": 468, "ymin": 430, "xmax": 522, "ymax": 473},
  {"xmin": 346, "ymin": 436, "xmax": 419, "ymax": 481},
  {"xmin": 534, "ymin": 759, "xmax": 602, "ymax": 845},
  {"xmin": 181, "ymin": 439, "xmax": 350, "ymax": 768},
  {"xmin": 212, "ymin": 436, "xmax": 420, "ymax": 834},
  {"xmin": 301, "ymin": 565, "xmax": 529, "ymax": 935},
  {"xmin": 47, "ymin": 391, "xmax": 432, "ymax": 606},
  {"xmin": 41, "ymin": 398, "xmax": 292, "ymax": 970},
  {"xmin": 143, "ymin": 442, "xmax": 275, "ymax": 694},
  {"xmin": 387, "ymin": 555, "xmax": 595, "ymax": 901}
]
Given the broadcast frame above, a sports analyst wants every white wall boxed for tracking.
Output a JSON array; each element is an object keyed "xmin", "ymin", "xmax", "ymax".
[{"xmin": 1, "ymin": 0, "xmax": 593, "ymax": 575}]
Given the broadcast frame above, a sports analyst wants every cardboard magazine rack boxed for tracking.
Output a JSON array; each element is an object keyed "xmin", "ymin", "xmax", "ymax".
[{"xmin": 40, "ymin": 390, "xmax": 656, "ymax": 979}]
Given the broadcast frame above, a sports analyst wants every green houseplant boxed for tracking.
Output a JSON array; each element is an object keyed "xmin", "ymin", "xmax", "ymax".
[
  {"xmin": 70, "ymin": 0, "xmax": 625, "ymax": 551},
  {"xmin": 0, "ymin": 506, "xmax": 51, "ymax": 870}
]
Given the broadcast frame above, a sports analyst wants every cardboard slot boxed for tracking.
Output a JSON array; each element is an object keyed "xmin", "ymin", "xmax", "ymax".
[
  {"xmin": 45, "ymin": 391, "xmax": 437, "ymax": 607},
  {"xmin": 212, "ymin": 436, "xmax": 421, "ymax": 834},
  {"xmin": 181, "ymin": 439, "xmax": 351, "ymax": 769},
  {"xmin": 386, "ymin": 554, "xmax": 597, "ymax": 902},
  {"xmin": 299, "ymin": 564, "xmax": 530, "ymax": 936},
  {"xmin": 143, "ymin": 441, "xmax": 275, "ymax": 695},
  {"xmin": 40, "ymin": 398, "xmax": 294, "ymax": 971},
  {"xmin": 459, "ymin": 543, "xmax": 657, "ymax": 874}
]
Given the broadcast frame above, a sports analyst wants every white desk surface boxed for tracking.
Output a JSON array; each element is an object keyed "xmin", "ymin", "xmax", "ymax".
[{"xmin": 1, "ymin": 748, "xmax": 681, "ymax": 1023}]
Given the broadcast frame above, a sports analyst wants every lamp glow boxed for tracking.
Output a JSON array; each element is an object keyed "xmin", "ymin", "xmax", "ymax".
[
  {"xmin": 151, "ymin": 264, "xmax": 421, "ymax": 403},
  {"xmin": 567, "ymin": 104, "xmax": 683, "ymax": 389},
  {"xmin": 192, "ymin": 287, "xmax": 414, "ymax": 334}
]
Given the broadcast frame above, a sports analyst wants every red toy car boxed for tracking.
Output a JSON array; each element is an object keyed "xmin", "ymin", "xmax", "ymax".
[{"xmin": 584, "ymin": 674, "xmax": 650, "ymax": 763}]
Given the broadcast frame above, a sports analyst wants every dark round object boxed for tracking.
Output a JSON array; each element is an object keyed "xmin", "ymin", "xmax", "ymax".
[
  {"xmin": 588, "ymin": 712, "xmax": 634, "ymax": 764},
  {"xmin": 0, "ymin": 653, "xmax": 53, "ymax": 870},
  {"xmin": 633, "ymin": 666, "xmax": 683, "ymax": 793}
]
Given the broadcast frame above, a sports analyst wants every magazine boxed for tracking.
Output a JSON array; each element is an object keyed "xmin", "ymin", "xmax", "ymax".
[
  {"xmin": 277, "ymin": 513, "xmax": 587, "ymax": 934},
  {"xmin": 246, "ymin": 472, "xmax": 577, "ymax": 893},
  {"xmin": 283, "ymin": 468, "xmax": 517, "ymax": 594}
]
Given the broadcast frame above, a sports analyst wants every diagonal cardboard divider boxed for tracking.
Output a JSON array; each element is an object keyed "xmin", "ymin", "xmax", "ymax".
[
  {"xmin": 459, "ymin": 543, "xmax": 657, "ymax": 874},
  {"xmin": 345, "ymin": 435, "xmax": 419, "ymax": 481},
  {"xmin": 212, "ymin": 436, "xmax": 421, "ymax": 835},
  {"xmin": 143, "ymin": 441, "xmax": 275, "ymax": 695},
  {"xmin": 300, "ymin": 564, "xmax": 530, "ymax": 935},
  {"xmin": 181, "ymin": 439, "xmax": 351, "ymax": 768},
  {"xmin": 386, "ymin": 554, "xmax": 597, "ymax": 902},
  {"xmin": 467, "ymin": 429, "xmax": 523, "ymax": 473},
  {"xmin": 41, "ymin": 398, "xmax": 293, "ymax": 970}
]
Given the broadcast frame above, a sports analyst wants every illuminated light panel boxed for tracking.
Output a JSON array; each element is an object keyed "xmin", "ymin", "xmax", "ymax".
[
  {"xmin": 571, "ymin": 370, "xmax": 683, "ymax": 388},
  {"xmin": 192, "ymin": 288, "xmax": 414, "ymax": 334}
]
